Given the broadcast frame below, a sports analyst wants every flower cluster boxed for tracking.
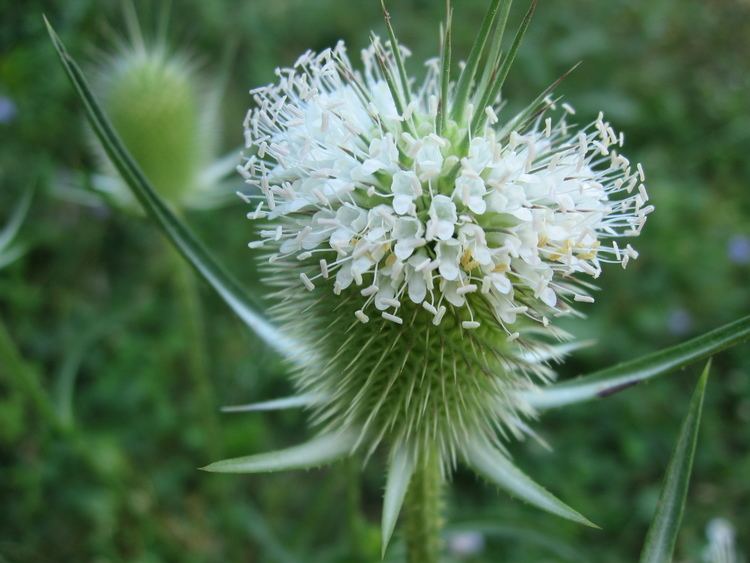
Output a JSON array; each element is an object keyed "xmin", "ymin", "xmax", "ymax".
[
  {"xmin": 225, "ymin": 3, "xmax": 655, "ymax": 544},
  {"xmin": 240, "ymin": 40, "xmax": 651, "ymax": 335}
]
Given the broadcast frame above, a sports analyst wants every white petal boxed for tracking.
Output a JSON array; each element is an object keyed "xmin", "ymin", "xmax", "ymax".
[
  {"xmin": 540, "ymin": 287, "xmax": 557, "ymax": 307},
  {"xmin": 393, "ymin": 194, "xmax": 413, "ymax": 215},
  {"xmin": 335, "ymin": 262, "xmax": 354, "ymax": 289},
  {"xmin": 408, "ymin": 274, "xmax": 427, "ymax": 304},
  {"xmin": 436, "ymin": 240, "xmax": 461, "ymax": 281}
]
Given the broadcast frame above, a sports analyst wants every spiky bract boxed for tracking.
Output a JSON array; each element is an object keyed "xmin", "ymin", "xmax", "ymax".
[{"xmin": 267, "ymin": 263, "xmax": 565, "ymax": 465}]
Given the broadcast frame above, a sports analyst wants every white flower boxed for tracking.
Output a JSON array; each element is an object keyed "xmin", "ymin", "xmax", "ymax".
[
  {"xmin": 330, "ymin": 205, "xmax": 366, "ymax": 252},
  {"xmin": 427, "ymin": 195, "xmax": 457, "ymax": 241},
  {"xmin": 405, "ymin": 251, "xmax": 434, "ymax": 304},
  {"xmin": 360, "ymin": 133, "xmax": 399, "ymax": 177},
  {"xmin": 465, "ymin": 137, "xmax": 493, "ymax": 173},
  {"xmin": 459, "ymin": 224, "xmax": 492, "ymax": 266},
  {"xmin": 393, "ymin": 216, "xmax": 425, "ymax": 260},
  {"xmin": 436, "ymin": 239, "xmax": 462, "ymax": 281},
  {"xmin": 414, "ymin": 137, "xmax": 445, "ymax": 181},
  {"xmin": 391, "ymin": 170, "xmax": 422, "ymax": 215},
  {"xmin": 454, "ymin": 171, "xmax": 488, "ymax": 215}
]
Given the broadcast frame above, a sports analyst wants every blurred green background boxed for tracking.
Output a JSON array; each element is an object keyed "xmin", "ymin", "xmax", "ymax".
[{"xmin": 1, "ymin": 0, "xmax": 749, "ymax": 561}]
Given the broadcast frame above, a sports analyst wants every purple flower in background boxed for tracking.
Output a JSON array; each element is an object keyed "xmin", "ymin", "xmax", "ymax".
[
  {"xmin": 727, "ymin": 235, "xmax": 750, "ymax": 265},
  {"xmin": 0, "ymin": 96, "xmax": 17, "ymax": 123},
  {"xmin": 447, "ymin": 530, "xmax": 485, "ymax": 557},
  {"xmin": 667, "ymin": 308, "xmax": 693, "ymax": 336}
]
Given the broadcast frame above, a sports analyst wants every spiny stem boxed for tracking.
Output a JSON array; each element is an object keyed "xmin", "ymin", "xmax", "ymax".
[{"xmin": 404, "ymin": 448, "xmax": 444, "ymax": 563}]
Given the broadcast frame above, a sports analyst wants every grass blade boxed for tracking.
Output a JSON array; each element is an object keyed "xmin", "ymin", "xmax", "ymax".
[
  {"xmin": 464, "ymin": 439, "xmax": 596, "ymax": 527},
  {"xmin": 0, "ymin": 186, "xmax": 33, "ymax": 252},
  {"xmin": 382, "ymin": 444, "xmax": 416, "ymax": 556},
  {"xmin": 201, "ymin": 431, "xmax": 357, "ymax": 473},
  {"xmin": 44, "ymin": 17, "xmax": 298, "ymax": 360},
  {"xmin": 522, "ymin": 315, "xmax": 750, "ymax": 409},
  {"xmin": 639, "ymin": 361, "xmax": 710, "ymax": 563}
]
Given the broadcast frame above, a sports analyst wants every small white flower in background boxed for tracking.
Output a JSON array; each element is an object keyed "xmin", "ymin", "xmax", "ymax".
[
  {"xmin": 234, "ymin": 0, "xmax": 651, "ymax": 539},
  {"xmin": 703, "ymin": 518, "xmax": 744, "ymax": 563}
]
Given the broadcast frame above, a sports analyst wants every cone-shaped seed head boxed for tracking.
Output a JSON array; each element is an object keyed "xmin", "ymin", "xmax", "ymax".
[{"xmin": 97, "ymin": 47, "xmax": 207, "ymax": 204}]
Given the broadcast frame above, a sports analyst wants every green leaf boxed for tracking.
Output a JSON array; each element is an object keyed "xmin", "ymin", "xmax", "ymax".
[
  {"xmin": 220, "ymin": 393, "xmax": 324, "ymax": 413},
  {"xmin": 639, "ymin": 361, "xmax": 710, "ymax": 563},
  {"xmin": 200, "ymin": 431, "xmax": 357, "ymax": 473},
  {"xmin": 382, "ymin": 444, "xmax": 416, "ymax": 557},
  {"xmin": 44, "ymin": 17, "xmax": 299, "ymax": 360},
  {"xmin": 464, "ymin": 439, "xmax": 596, "ymax": 527},
  {"xmin": 522, "ymin": 315, "xmax": 750, "ymax": 409},
  {"xmin": 0, "ymin": 186, "xmax": 32, "ymax": 252}
]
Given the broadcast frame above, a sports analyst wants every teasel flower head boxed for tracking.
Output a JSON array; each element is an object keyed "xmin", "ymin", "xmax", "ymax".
[
  {"xmin": 232, "ymin": 0, "xmax": 652, "ymax": 545},
  {"xmin": 87, "ymin": 5, "xmax": 236, "ymax": 210}
]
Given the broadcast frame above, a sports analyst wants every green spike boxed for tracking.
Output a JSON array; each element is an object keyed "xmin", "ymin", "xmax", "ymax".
[
  {"xmin": 639, "ymin": 361, "xmax": 711, "ymax": 563},
  {"xmin": 451, "ymin": 0, "xmax": 505, "ymax": 121},
  {"xmin": 436, "ymin": 1, "xmax": 453, "ymax": 135},
  {"xmin": 471, "ymin": 0, "xmax": 538, "ymax": 134},
  {"xmin": 200, "ymin": 431, "xmax": 357, "ymax": 473},
  {"xmin": 380, "ymin": 0, "xmax": 412, "ymax": 102},
  {"xmin": 381, "ymin": 445, "xmax": 416, "ymax": 557},
  {"xmin": 465, "ymin": 438, "xmax": 597, "ymax": 527},
  {"xmin": 474, "ymin": 0, "xmax": 513, "ymax": 109}
]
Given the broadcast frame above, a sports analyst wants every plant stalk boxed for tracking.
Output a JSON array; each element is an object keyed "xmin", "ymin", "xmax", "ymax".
[
  {"xmin": 169, "ymin": 242, "xmax": 221, "ymax": 458},
  {"xmin": 404, "ymin": 448, "xmax": 444, "ymax": 563}
]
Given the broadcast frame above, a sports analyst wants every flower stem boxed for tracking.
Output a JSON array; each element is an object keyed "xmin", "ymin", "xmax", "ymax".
[
  {"xmin": 345, "ymin": 457, "xmax": 367, "ymax": 561},
  {"xmin": 169, "ymin": 243, "xmax": 221, "ymax": 459},
  {"xmin": 404, "ymin": 448, "xmax": 444, "ymax": 563}
]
